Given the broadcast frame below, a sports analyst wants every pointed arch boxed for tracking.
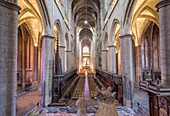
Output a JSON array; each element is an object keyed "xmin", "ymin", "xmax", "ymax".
[
  {"xmin": 110, "ymin": 19, "xmax": 120, "ymax": 43},
  {"xmin": 54, "ymin": 19, "xmax": 63, "ymax": 45}
]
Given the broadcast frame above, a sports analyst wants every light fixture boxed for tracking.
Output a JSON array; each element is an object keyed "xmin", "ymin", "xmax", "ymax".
[{"xmin": 84, "ymin": 20, "xmax": 88, "ymax": 24}]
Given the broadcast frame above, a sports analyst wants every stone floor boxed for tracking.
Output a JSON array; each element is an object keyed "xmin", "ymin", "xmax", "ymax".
[
  {"xmin": 40, "ymin": 106, "xmax": 140, "ymax": 116},
  {"xmin": 15, "ymin": 75, "xmax": 144, "ymax": 116},
  {"xmin": 134, "ymin": 91, "xmax": 149, "ymax": 110},
  {"xmin": 16, "ymin": 89, "xmax": 141, "ymax": 116},
  {"xmin": 16, "ymin": 89, "xmax": 42, "ymax": 116}
]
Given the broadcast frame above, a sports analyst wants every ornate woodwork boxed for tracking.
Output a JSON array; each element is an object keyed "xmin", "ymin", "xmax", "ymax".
[
  {"xmin": 52, "ymin": 34, "xmax": 78, "ymax": 103},
  {"xmin": 140, "ymin": 81, "xmax": 170, "ymax": 116},
  {"xmin": 95, "ymin": 68, "xmax": 123, "ymax": 104}
]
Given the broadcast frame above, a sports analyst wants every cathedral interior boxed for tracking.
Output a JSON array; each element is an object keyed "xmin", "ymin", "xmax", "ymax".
[{"xmin": 0, "ymin": 0, "xmax": 170, "ymax": 116}]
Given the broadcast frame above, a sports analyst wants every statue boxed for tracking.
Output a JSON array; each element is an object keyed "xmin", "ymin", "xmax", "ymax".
[
  {"xmin": 96, "ymin": 87, "xmax": 118, "ymax": 116},
  {"xmin": 76, "ymin": 98, "xmax": 87, "ymax": 116}
]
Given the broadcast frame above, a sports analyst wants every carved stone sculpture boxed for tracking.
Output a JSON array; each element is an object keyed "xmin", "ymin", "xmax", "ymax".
[
  {"xmin": 76, "ymin": 98, "xmax": 87, "ymax": 116},
  {"xmin": 96, "ymin": 87, "xmax": 118, "ymax": 116}
]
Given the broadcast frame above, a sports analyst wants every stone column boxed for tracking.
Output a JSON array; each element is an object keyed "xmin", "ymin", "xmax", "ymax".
[
  {"xmin": 108, "ymin": 45, "xmax": 117, "ymax": 73},
  {"xmin": 101, "ymin": 50, "xmax": 108, "ymax": 70},
  {"xmin": 71, "ymin": 52, "xmax": 75, "ymax": 69},
  {"xmin": 136, "ymin": 45, "xmax": 142, "ymax": 82},
  {"xmin": 42, "ymin": 35, "xmax": 54, "ymax": 106},
  {"xmin": 156, "ymin": 0, "xmax": 170, "ymax": 86},
  {"xmin": 77, "ymin": 58, "xmax": 80, "ymax": 72},
  {"xmin": 98, "ymin": 53, "xmax": 102, "ymax": 69},
  {"xmin": 65, "ymin": 50, "xmax": 72, "ymax": 71},
  {"xmin": 95, "ymin": 54, "xmax": 98, "ymax": 68},
  {"xmin": 113, "ymin": 46, "xmax": 117, "ymax": 74},
  {"xmin": 59, "ymin": 46, "xmax": 65, "ymax": 72},
  {"xmin": 108, "ymin": 46, "xmax": 113, "ymax": 72},
  {"xmin": 104, "ymin": 0, "xmax": 108, "ymax": 14},
  {"xmin": 68, "ymin": 5, "xmax": 72, "ymax": 29},
  {"xmin": 93, "ymin": 58, "xmax": 96, "ymax": 72},
  {"xmin": 21, "ymin": 28, "xmax": 25, "ymax": 88},
  {"xmin": 34, "ymin": 46, "xmax": 38, "ymax": 83},
  {"xmin": 0, "ymin": 1, "xmax": 20, "ymax": 115},
  {"xmin": 120, "ymin": 34, "xmax": 134, "ymax": 107}
]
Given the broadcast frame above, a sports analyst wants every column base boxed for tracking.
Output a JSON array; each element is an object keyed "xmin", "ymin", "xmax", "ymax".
[{"xmin": 125, "ymin": 99, "xmax": 133, "ymax": 108}]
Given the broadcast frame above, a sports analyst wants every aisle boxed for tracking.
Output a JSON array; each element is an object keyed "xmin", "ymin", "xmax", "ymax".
[
  {"xmin": 17, "ymin": 89, "xmax": 41, "ymax": 115},
  {"xmin": 84, "ymin": 71, "xmax": 91, "ymax": 100}
]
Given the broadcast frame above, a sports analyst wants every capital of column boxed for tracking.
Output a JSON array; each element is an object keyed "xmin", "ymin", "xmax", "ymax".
[
  {"xmin": 156, "ymin": 0, "xmax": 170, "ymax": 11},
  {"xmin": 119, "ymin": 34, "xmax": 132, "ymax": 39},
  {"xmin": 42, "ymin": 35, "xmax": 55, "ymax": 40},
  {"xmin": 0, "ymin": 0, "xmax": 21, "ymax": 13}
]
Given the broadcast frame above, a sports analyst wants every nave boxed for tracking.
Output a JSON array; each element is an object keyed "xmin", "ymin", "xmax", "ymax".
[
  {"xmin": 1, "ymin": 0, "xmax": 170, "ymax": 116},
  {"xmin": 16, "ymin": 70, "xmax": 138, "ymax": 116}
]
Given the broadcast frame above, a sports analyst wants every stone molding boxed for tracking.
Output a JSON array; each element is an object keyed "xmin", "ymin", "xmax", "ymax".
[
  {"xmin": 119, "ymin": 34, "xmax": 132, "ymax": 39},
  {"xmin": 59, "ymin": 45, "xmax": 65, "ymax": 48},
  {"xmin": 42, "ymin": 35, "xmax": 55, "ymax": 40},
  {"xmin": 102, "ymin": 50, "xmax": 108, "ymax": 52},
  {"xmin": 0, "ymin": 0, "xmax": 21, "ymax": 13},
  {"xmin": 108, "ymin": 45, "xmax": 116, "ymax": 48},
  {"xmin": 156, "ymin": 0, "xmax": 170, "ymax": 11},
  {"xmin": 65, "ymin": 50, "xmax": 72, "ymax": 52}
]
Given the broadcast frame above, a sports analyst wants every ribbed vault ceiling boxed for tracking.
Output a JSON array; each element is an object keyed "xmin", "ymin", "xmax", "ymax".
[
  {"xmin": 80, "ymin": 28, "xmax": 92, "ymax": 46},
  {"xmin": 72, "ymin": 0, "xmax": 100, "ymax": 46}
]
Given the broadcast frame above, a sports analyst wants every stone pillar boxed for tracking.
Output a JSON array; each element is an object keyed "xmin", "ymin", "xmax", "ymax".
[
  {"xmin": 102, "ymin": 50, "xmax": 108, "ymax": 70},
  {"xmin": 77, "ymin": 58, "xmax": 80, "ymax": 72},
  {"xmin": 21, "ymin": 28, "xmax": 25, "ymax": 88},
  {"xmin": 95, "ymin": 54, "xmax": 98, "ymax": 68},
  {"xmin": 98, "ymin": 53, "xmax": 102, "ymax": 69},
  {"xmin": 104, "ymin": 0, "xmax": 108, "ymax": 14},
  {"xmin": 93, "ymin": 58, "xmax": 96, "ymax": 72},
  {"xmin": 120, "ymin": 34, "xmax": 134, "ymax": 107},
  {"xmin": 65, "ymin": 50, "xmax": 72, "ymax": 71},
  {"xmin": 34, "ymin": 46, "xmax": 38, "ymax": 83},
  {"xmin": 113, "ymin": 46, "xmax": 117, "ymax": 74},
  {"xmin": 38, "ymin": 46, "xmax": 42, "ymax": 82},
  {"xmin": 68, "ymin": 5, "xmax": 72, "ymax": 28},
  {"xmin": 136, "ymin": 45, "xmax": 142, "ymax": 82},
  {"xmin": 42, "ymin": 35, "xmax": 54, "ymax": 106},
  {"xmin": 71, "ymin": 52, "xmax": 75, "ymax": 69},
  {"xmin": 59, "ymin": 46, "xmax": 65, "ymax": 72},
  {"xmin": 156, "ymin": 0, "xmax": 170, "ymax": 86},
  {"xmin": 0, "ymin": 1, "xmax": 20, "ymax": 115},
  {"xmin": 108, "ymin": 45, "xmax": 117, "ymax": 73},
  {"xmin": 108, "ymin": 46, "xmax": 113, "ymax": 72}
]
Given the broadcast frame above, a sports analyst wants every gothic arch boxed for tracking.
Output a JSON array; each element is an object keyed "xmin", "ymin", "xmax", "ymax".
[
  {"xmin": 130, "ymin": 0, "xmax": 159, "ymax": 46},
  {"xmin": 54, "ymin": 20, "xmax": 63, "ymax": 50},
  {"xmin": 110, "ymin": 19, "xmax": 120, "ymax": 43},
  {"xmin": 17, "ymin": 23, "xmax": 35, "ymax": 88},
  {"xmin": 18, "ymin": 0, "xmax": 44, "ymax": 47}
]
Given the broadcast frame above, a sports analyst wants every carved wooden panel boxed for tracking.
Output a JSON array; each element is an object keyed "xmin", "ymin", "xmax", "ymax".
[
  {"xmin": 154, "ymin": 95, "xmax": 159, "ymax": 116},
  {"xmin": 159, "ymin": 97, "xmax": 169, "ymax": 116},
  {"xmin": 159, "ymin": 108, "xmax": 168, "ymax": 116}
]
